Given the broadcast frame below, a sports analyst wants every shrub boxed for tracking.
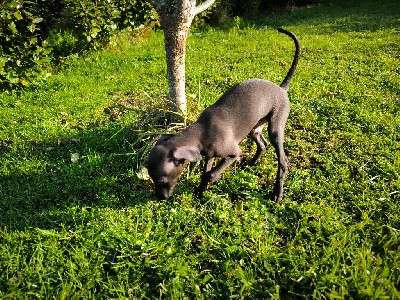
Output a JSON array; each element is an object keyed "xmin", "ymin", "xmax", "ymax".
[
  {"xmin": 0, "ymin": 0, "xmax": 53, "ymax": 89},
  {"xmin": 0, "ymin": 0, "xmax": 154, "ymax": 91},
  {"xmin": 63, "ymin": 0, "xmax": 154, "ymax": 46}
]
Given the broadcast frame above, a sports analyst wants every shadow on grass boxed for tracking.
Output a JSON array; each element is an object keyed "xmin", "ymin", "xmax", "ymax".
[
  {"xmin": 0, "ymin": 96, "xmax": 174, "ymax": 231},
  {"xmin": 237, "ymin": 0, "xmax": 399, "ymax": 34}
]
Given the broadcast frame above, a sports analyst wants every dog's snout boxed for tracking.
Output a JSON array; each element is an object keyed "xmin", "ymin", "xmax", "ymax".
[
  {"xmin": 155, "ymin": 188, "xmax": 170, "ymax": 200},
  {"xmin": 155, "ymin": 183, "xmax": 176, "ymax": 200}
]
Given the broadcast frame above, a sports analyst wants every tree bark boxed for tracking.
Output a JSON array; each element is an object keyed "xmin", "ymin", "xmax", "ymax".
[
  {"xmin": 159, "ymin": 4, "xmax": 191, "ymax": 120},
  {"xmin": 148, "ymin": 0, "xmax": 216, "ymax": 122}
]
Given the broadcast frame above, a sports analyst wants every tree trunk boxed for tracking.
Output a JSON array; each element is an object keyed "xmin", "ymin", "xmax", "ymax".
[
  {"xmin": 147, "ymin": 0, "xmax": 216, "ymax": 123},
  {"xmin": 159, "ymin": 11, "xmax": 191, "ymax": 121}
]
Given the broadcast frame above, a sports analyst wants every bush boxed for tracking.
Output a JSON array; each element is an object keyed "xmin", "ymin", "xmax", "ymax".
[
  {"xmin": 63, "ymin": 0, "xmax": 154, "ymax": 46},
  {"xmin": 0, "ymin": 0, "xmax": 53, "ymax": 89},
  {"xmin": 0, "ymin": 0, "xmax": 154, "ymax": 91}
]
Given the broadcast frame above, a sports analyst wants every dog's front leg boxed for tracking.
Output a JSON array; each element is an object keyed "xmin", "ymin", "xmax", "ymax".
[
  {"xmin": 198, "ymin": 154, "xmax": 239, "ymax": 197},
  {"xmin": 198, "ymin": 158, "xmax": 214, "ymax": 197}
]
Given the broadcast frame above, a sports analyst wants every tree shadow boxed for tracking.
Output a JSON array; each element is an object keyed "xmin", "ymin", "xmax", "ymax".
[
  {"xmin": 0, "ymin": 96, "xmax": 173, "ymax": 231},
  {"xmin": 221, "ymin": 0, "xmax": 399, "ymax": 34}
]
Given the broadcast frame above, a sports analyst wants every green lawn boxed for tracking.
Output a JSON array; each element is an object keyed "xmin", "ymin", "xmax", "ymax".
[{"xmin": 1, "ymin": 0, "xmax": 399, "ymax": 298}]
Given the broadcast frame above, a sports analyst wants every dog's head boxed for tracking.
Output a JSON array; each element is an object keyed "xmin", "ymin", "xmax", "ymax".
[{"xmin": 147, "ymin": 134, "xmax": 201, "ymax": 199}]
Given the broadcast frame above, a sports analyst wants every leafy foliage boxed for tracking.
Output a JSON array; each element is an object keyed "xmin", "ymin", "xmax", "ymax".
[
  {"xmin": 0, "ymin": 0, "xmax": 154, "ymax": 90},
  {"xmin": 0, "ymin": 0, "xmax": 53, "ymax": 88},
  {"xmin": 63, "ymin": 0, "xmax": 154, "ymax": 45}
]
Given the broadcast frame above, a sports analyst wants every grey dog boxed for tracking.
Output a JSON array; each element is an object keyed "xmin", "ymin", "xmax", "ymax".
[{"xmin": 147, "ymin": 28, "xmax": 300, "ymax": 200}]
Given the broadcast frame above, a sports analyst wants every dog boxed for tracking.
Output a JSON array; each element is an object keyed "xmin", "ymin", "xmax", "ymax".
[{"xmin": 147, "ymin": 28, "xmax": 300, "ymax": 200}]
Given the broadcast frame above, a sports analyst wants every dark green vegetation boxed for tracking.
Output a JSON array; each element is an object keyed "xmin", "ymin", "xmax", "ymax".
[
  {"xmin": 0, "ymin": 0, "xmax": 154, "ymax": 89},
  {"xmin": 1, "ymin": 0, "xmax": 399, "ymax": 298}
]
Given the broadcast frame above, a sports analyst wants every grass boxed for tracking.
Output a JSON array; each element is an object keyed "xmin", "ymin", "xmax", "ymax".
[{"xmin": 1, "ymin": 0, "xmax": 399, "ymax": 298}]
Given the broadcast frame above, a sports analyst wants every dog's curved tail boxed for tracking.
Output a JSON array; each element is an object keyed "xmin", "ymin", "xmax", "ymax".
[{"xmin": 277, "ymin": 28, "xmax": 300, "ymax": 91}]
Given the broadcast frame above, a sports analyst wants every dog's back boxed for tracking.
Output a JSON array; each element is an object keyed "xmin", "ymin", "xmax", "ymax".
[{"xmin": 195, "ymin": 79, "xmax": 289, "ymax": 144}]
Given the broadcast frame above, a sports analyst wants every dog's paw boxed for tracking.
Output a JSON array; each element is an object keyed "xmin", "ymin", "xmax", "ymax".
[{"xmin": 209, "ymin": 172, "xmax": 222, "ymax": 183}]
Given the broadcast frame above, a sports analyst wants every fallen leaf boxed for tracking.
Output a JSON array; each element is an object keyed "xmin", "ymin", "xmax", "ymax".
[
  {"xmin": 137, "ymin": 166, "xmax": 150, "ymax": 181},
  {"xmin": 71, "ymin": 153, "xmax": 80, "ymax": 163}
]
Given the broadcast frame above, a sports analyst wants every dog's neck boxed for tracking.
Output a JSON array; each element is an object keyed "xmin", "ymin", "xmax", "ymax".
[{"xmin": 168, "ymin": 123, "xmax": 204, "ymax": 150}]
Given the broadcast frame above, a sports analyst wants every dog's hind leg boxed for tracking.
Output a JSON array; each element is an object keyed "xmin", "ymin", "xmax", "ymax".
[
  {"xmin": 267, "ymin": 112, "xmax": 289, "ymax": 200},
  {"xmin": 249, "ymin": 121, "xmax": 269, "ymax": 166}
]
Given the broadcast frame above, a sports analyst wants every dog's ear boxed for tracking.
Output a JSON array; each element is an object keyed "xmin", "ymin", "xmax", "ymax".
[
  {"xmin": 155, "ymin": 134, "xmax": 174, "ymax": 145},
  {"xmin": 171, "ymin": 146, "xmax": 201, "ymax": 163}
]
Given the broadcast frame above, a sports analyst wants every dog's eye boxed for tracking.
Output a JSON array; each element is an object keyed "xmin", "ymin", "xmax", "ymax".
[
  {"xmin": 156, "ymin": 178, "xmax": 167, "ymax": 185},
  {"xmin": 172, "ymin": 159, "xmax": 185, "ymax": 167}
]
